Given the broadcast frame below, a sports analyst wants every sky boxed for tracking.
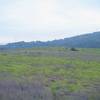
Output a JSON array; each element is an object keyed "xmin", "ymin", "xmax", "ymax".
[{"xmin": 0, "ymin": 0, "xmax": 100, "ymax": 44}]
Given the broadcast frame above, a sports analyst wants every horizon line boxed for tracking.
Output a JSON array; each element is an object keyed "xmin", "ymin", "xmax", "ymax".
[{"xmin": 0, "ymin": 31, "xmax": 98, "ymax": 45}]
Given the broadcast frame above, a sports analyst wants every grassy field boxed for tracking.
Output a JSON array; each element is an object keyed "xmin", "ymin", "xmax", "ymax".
[{"xmin": 0, "ymin": 47, "xmax": 100, "ymax": 100}]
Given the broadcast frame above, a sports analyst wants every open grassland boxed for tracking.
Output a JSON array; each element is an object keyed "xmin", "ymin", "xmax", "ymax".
[{"xmin": 0, "ymin": 47, "xmax": 100, "ymax": 100}]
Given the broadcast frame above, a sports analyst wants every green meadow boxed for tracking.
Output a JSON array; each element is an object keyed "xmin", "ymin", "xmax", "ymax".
[{"xmin": 0, "ymin": 47, "xmax": 100, "ymax": 100}]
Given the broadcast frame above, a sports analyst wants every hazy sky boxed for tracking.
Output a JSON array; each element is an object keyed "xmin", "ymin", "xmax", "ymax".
[{"xmin": 0, "ymin": 0, "xmax": 100, "ymax": 44}]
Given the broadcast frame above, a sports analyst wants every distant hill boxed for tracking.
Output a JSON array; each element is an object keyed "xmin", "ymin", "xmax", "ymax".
[
  {"xmin": 0, "ymin": 31, "xmax": 100, "ymax": 49},
  {"xmin": 47, "ymin": 31, "xmax": 100, "ymax": 48}
]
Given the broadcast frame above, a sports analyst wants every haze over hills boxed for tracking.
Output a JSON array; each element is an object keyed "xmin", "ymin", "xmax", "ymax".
[{"xmin": 0, "ymin": 31, "xmax": 100, "ymax": 49}]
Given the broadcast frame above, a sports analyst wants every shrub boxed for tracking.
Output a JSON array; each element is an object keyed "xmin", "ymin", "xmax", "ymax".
[{"xmin": 70, "ymin": 48, "xmax": 78, "ymax": 51}]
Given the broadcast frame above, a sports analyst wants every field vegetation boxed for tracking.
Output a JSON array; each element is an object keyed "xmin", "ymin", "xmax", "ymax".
[{"xmin": 0, "ymin": 47, "xmax": 100, "ymax": 100}]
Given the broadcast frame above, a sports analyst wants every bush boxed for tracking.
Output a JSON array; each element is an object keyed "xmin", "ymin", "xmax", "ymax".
[{"xmin": 70, "ymin": 48, "xmax": 78, "ymax": 51}]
